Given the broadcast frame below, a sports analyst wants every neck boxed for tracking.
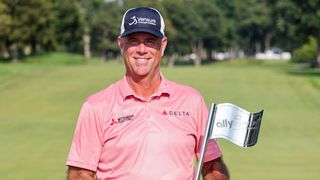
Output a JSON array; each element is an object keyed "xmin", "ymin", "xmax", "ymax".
[{"xmin": 126, "ymin": 73, "xmax": 161, "ymax": 100}]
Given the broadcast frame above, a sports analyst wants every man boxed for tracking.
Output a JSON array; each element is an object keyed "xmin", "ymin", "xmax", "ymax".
[{"xmin": 66, "ymin": 7, "xmax": 229, "ymax": 180}]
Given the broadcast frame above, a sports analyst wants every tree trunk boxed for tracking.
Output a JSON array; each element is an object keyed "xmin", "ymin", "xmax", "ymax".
[
  {"xmin": 1, "ymin": 44, "xmax": 10, "ymax": 59},
  {"xmin": 11, "ymin": 43, "xmax": 19, "ymax": 63},
  {"xmin": 83, "ymin": 34, "xmax": 91, "ymax": 59},
  {"xmin": 255, "ymin": 42, "xmax": 261, "ymax": 53},
  {"xmin": 192, "ymin": 41, "xmax": 202, "ymax": 66},
  {"xmin": 317, "ymin": 36, "xmax": 320, "ymax": 68},
  {"xmin": 31, "ymin": 37, "xmax": 37, "ymax": 54},
  {"xmin": 207, "ymin": 48, "xmax": 212, "ymax": 60},
  {"xmin": 24, "ymin": 45, "xmax": 32, "ymax": 56},
  {"xmin": 168, "ymin": 54, "xmax": 176, "ymax": 68},
  {"xmin": 264, "ymin": 32, "xmax": 272, "ymax": 51}
]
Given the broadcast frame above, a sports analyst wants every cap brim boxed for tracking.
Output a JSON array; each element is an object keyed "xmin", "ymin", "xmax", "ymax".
[{"xmin": 121, "ymin": 28, "xmax": 163, "ymax": 38}]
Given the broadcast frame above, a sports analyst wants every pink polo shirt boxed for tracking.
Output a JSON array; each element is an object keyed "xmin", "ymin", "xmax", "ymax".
[{"xmin": 66, "ymin": 74, "xmax": 221, "ymax": 180}]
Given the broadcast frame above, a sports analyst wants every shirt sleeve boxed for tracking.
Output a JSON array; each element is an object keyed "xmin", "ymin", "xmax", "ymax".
[
  {"xmin": 195, "ymin": 97, "xmax": 222, "ymax": 162},
  {"xmin": 66, "ymin": 102, "xmax": 103, "ymax": 171}
]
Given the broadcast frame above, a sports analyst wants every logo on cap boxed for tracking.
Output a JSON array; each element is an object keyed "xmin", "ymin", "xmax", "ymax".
[
  {"xmin": 129, "ymin": 16, "xmax": 156, "ymax": 26},
  {"xmin": 129, "ymin": 16, "xmax": 138, "ymax": 25}
]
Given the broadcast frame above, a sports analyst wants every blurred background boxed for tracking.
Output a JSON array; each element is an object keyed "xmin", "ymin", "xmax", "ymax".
[
  {"xmin": 0, "ymin": 0, "xmax": 319, "ymax": 179},
  {"xmin": 1, "ymin": 0, "xmax": 320, "ymax": 65}
]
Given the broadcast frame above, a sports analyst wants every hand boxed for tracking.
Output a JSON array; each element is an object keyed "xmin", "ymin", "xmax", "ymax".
[
  {"xmin": 67, "ymin": 166, "xmax": 96, "ymax": 180},
  {"xmin": 202, "ymin": 157, "xmax": 229, "ymax": 180}
]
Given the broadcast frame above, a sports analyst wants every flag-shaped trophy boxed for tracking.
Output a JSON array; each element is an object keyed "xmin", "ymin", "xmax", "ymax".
[{"xmin": 194, "ymin": 103, "xmax": 263, "ymax": 180}]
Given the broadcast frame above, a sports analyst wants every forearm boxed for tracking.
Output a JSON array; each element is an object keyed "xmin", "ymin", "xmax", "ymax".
[
  {"xmin": 201, "ymin": 157, "xmax": 229, "ymax": 180},
  {"xmin": 67, "ymin": 166, "xmax": 96, "ymax": 180}
]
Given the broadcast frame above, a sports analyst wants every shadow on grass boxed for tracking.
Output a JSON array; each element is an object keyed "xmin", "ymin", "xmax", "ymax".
[
  {"xmin": 162, "ymin": 59, "xmax": 222, "ymax": 67},
  {"xmin": 287, "ymin": 67, "xmax": 320, "ymax": 77},
  {"xmin": 0, "ymin": 59, "xmax": 12, "ymax": 63},
  {"xmin": 0, "ymin": 52, "xmax": 88, "ymax": 65}
]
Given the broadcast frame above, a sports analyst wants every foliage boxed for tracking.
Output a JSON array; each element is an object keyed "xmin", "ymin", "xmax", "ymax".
[
  {"xmin": 272, "ymin": 1, "xmax": 306, "ymax": 51},
  {"xmin": 233, "ymin": 0, "xmax": 272, "ymax": 54},
  {"xmin": 0, "ymin": 0, "xmax": 55, "ymax": 60},
  {"xmin": 1, "ymin": 0, "xmax": 320, "ymax": 65},
  {"xmin": 193, "ymin": 0, "xmax": 226, "ymax": 51},
  {"xmin": 90, "ymin": 2, "xmax": 123, "ymax": 59},
  {"xmin": 52, "ymin": 0, "xmax": 85, "ymax": 53},
  {"xmin": 0, "ymin": 2, "xmax": 11, "ymax": 42},
  {"xmin": 292, "ymin": 36, "xmax": 317, "ymax": 63},
  {"xmin": 274, "ymin": 0, "xmax": 320, "ymax": 65},
  {"xmin": 163, "ymin": 0, "xmax": 205, "ymax": 54}
]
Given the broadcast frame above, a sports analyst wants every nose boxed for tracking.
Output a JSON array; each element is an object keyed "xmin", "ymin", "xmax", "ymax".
[{"xmin": 136, "ymin": 42, "xmax": 147, "ymax": 54}]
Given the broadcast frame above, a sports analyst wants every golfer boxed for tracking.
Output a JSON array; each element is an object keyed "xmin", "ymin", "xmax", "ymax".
[{"xmin": 66, "ymin": 7, "xmax": 229, "ymax": 180}]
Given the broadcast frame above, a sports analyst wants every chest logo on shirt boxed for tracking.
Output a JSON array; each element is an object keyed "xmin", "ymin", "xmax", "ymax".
[
  {"xmin": 111, "ymin": 114, "xmax": 134, "ymax": 125},
  {"xmin": 162, "ymin": 110, "xmax": 190, "ymax": 116}
]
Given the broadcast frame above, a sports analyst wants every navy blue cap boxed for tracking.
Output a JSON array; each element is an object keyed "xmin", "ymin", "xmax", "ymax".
[{"xmin": 120, "ymin": 7, "xmax": 165, "ymax": 38}]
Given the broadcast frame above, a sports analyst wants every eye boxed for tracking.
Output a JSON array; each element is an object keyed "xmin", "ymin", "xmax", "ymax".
[
  {"xmin": 127, "ymin": 39, "xmax": 139, "ymax": 46},
  {"xmin": 144, "ymin": 39, "xmax": 158, "ymax": 46},
  {"xmin": 144, "ymin": 39, "xmax": 156, "ymax": 46}
]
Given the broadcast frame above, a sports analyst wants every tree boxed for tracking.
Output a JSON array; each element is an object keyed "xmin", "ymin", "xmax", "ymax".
[
  {"xmin": 0, "ymin": 0, "xmax": 54, "ymax": 62},
  {"xmin": 52, "ymin": 0, "xmax": 85, "ymax": 53},
  {"xmin": 163, "ymin": 0, "xmax": 206, "ymax": 66},
  {"xmin": 292, "ymin": 36, "xmax": 317, "ymax": 64},
  {"xmin": 78, "ymin": 0, "xmax": 105, "ymax": 59},
  {"xmin": 214, "ymin": 0, "xmax": 239, "ymax": 54},
  {"xmin": 271, "ymin": 0, "xmax": 303, "ymax": 51},
  {"xmin": 20, "ymin": 0, "xmax": 55, "ymax": 53},
  {"xmin": 90, "ymin": 1, "xmax": 123, "ymax": 60},
  {"xmin": 193, "ymin": 0, "xmax": 226, "ymax": 60},
  {"xmin": 0, "ymin": 1, "xmax": 11, "ymax": 59},
  {"xmin": 282, "ymin": 1, "xmax": 320, "ymax": 67},
  {"xmin": 0, "ymin": 0, "xmax": 25, "ymax": 62},
  {"xmin": 233, "ymin": 0, "xmax": 272, "ymax": 54}
]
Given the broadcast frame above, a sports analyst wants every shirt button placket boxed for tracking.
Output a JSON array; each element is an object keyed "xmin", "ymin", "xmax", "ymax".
[{"xmin": 143, "ymin": 101, "xmax": 150, "ymax": 130}]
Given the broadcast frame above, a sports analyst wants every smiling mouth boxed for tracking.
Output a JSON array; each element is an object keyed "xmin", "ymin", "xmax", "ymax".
[{"xmin": 134, "ymin": 57, "xmax": 151, "ymax": 61}]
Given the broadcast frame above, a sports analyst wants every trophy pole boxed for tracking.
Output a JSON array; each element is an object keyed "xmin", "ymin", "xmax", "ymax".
[{"xmin": 194, "ymin": 103, "xmax": 217, "ymax": 180}]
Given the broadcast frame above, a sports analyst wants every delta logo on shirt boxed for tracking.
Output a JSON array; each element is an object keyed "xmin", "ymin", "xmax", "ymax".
[{"xmin": 162, "ymin": 110, "xmax": 190, "ymax": 116}]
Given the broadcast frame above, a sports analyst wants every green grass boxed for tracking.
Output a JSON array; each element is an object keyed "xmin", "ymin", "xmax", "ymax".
[
  {"xmin": 21, "ymin": 52, "xmax": 89, "ymax": 65},
  {"xmin": 0, "ymin": 54, "xmax": 319, "ymax": 179}
]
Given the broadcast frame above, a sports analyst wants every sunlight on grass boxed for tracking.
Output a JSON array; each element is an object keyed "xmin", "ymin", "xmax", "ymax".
[{"xmin": 0, "ymin": 54, "xmax": 319, "ymax": 179}]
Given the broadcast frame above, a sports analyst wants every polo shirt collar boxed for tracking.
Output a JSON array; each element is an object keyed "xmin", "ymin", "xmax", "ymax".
[{"xmin": 119, "ymin": 73, "xmax": 171, "ymax": 101}]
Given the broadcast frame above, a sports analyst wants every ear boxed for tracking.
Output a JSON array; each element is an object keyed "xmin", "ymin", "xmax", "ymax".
[
  {"xmin": 161, "ymin": 36, "xmax": 167, "ymax": 57},
  {"xmin": 118, "ymin": 36, "xmax": 124, "ymax": 55}
]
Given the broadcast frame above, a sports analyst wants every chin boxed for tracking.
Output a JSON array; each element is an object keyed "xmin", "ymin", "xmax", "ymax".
[
  {"xmin": 134, "ymin": 72, "xmax": 150, "ymax": 77},
  {"xmin": 133, "ymin": 67, "xmax": 151, "ymax": 75}
]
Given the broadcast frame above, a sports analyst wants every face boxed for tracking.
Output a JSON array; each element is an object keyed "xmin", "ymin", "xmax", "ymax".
[{"xmin": 118, "ymin": 32, "xmax": 167, "ymax": 79}]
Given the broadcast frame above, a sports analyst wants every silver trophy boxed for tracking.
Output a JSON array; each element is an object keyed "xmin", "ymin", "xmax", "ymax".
[{"xmin": 194, "ymin": 103, "xmax": 263, "ymax": 180}]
